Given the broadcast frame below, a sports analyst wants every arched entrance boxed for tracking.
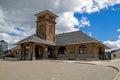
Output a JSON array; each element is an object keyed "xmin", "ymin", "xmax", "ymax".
[
  {"xmin": 35, "ymin": 45, "xmax": 43, "ymax": 59},
  {"xmin": 58, "ymin": 47, "xmax": 66, "ymax": 55},
  {"xmin": 23, "ymin": 45, "xmax": 30, "ymax": 60},
  {"xmin": 99, "ymin": 47, "xmax": 104, "ymax": 60},
  {"xmin": 48, "ymin": 47, "xmax": 53, "ymax": 58}
]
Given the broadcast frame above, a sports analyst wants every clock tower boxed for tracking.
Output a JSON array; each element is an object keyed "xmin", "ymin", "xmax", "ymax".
[{"xmin": 35, "ymin": 10, "xmax": 58, "ymax": 42}]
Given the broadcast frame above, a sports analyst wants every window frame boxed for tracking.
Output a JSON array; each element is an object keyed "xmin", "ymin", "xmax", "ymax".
[
  {"xmin": 48, "ymin": 25, "xmax": 52, "ymax": 34},
  {"xmin": 79, "ymin": 45, "xmax": 87, "ymax": 54}
]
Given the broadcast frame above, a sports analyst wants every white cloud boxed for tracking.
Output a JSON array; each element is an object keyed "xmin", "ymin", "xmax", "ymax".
[
  {"xmin": 78, "ymin": 16, "xmax": 90, "ymax": 28},
  {"xmin": 118, "ymin": 35, "xmax": 120, "ymax": 39},
  {"xmin": 117, "ymin": 29, "xmax": 120, "ymax": 39},
  {"xmin": 56, "ymin": 12, "xmax": 79, "ymax": 33},
  {"xmin": 0, "ymin": 7, "xmax": 35, "ymax": 49},
  {"xmin": 104, "ymin": 28, "xmax": 120, "ymax": 50},
  {"xmin": 104, "ymin": 40, "xmax": 120, "ymax": 50},
  {"xmin": 117, "ymin": 29, "xmax": 120, "ymax": 32},
  {"xmin": 88, "ymin": 32, "xmax": 92, "ymax": 37}
]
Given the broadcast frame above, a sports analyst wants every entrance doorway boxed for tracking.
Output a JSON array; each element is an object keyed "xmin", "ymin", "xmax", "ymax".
[
  {"xmin": 23, "ymin": 45, "xmax": 30, "ymax": 60},
  {"xmin": 58, "ymin": 47, "xmax": 66, "ymax": 55},
  {"xmin": 35, "ymin": 45, "xmax": 43, "ymax": 59},
  {"xmin": 99, "ymin": 47, "xmax": 104, "ymax": 60},
  {"xmin": 48, "ymin": 47, "xmax": 53, "ymax": 58}
]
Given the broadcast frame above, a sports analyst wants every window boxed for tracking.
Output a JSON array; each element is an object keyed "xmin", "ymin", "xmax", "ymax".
[
  {"xmin": 58, "ymin": 47, "xmax": 66, "ymax": 55},
  {"xmin": 39, "ymin": 25, "xmax": 44, "ymax": 34},
  {"xmin": 49, "ymin": 16, "xmax": 53, "ymax": 20},
  {"xmin": 48, "ymin": 25, "xmax": 52, "ymax": 34},
  {"xmin": 79, "ymin": 45, "xmax": 87, "ymax": 54}
]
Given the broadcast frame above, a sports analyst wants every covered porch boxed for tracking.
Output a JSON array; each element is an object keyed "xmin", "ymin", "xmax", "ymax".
[
  {"xmin": 19, "ymin": 42, "xmax": 56, "ymax": 60},
  {"xmin": 15, "ymin": 34, "xmax": 56, "ymax": 60}
]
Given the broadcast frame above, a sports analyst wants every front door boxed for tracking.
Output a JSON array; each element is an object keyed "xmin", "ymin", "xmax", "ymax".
[
  {"xmin": 48, "ymin": 47, "xmax": 53, "ymax": 58},
  {"xmin": 99, "ymin": 48, "xmax": 104, "ymax": 60},
  {"xmin": 35, "ymin": 45, "xmax": 43, "ymax": 59}
]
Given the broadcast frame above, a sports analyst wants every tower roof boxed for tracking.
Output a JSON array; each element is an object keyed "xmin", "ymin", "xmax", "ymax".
[{"xmin": 35, "ymin": 10, "xmax": 58, "ymax": 17}]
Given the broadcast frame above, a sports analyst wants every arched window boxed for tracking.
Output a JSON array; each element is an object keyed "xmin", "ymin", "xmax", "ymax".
[
  {"xmin": 79, "ymin": 45, "xmax": 87, "ymax": 54},
  {"xmin": 24, "ymin": 45, "xmax": 30, "ymax": 55},
  {"xmin": 35, "ymin": 45, "xmax": 43, "ymax": 59},
  {"xmin": 58, "ymin": 47, "xmax": 66, "ymax": 55},
  {"xmin": 23, "ymin": 45, "xmax": 30, "ymax": 60}
]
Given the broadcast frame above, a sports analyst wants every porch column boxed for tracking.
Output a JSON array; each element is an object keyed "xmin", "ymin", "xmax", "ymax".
[
  {"xmin": 20, "ymin": 44, "xmax": 23, "ymax": 60},
  {"xmin": 32, "ymin": 44, "xmax": 35, "ymax": 60},
  {"xmin": 43, "ymin": 47, "xmax": 48, "ymax": 59},
  {"xmin": 30, "ymin": 42, "xmax": 33, "ymax": 60},
  {"xmin": 53, "ymin": 48, "xmax": 58, "ymax": 59}
]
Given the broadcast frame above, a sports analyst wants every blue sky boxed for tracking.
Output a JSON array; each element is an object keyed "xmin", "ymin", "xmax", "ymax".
[
  {"xmin": 0, "ymin": 0, "xmax": 120, "ymax": 49},
  {"xmin": 74, "ymin": 4, "xmax": 120, "ymax": 42}
]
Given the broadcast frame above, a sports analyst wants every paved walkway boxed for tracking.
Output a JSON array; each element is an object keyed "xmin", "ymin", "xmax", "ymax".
[
  {"xmin": 64, "ymin": 59, "xmax": 120, "ymax": 80},
  {"xmin": 0, "ymin": 59, "xmax": 118, "ymax": 80},
  {"xmin": 88, "ymin": 59, "xmax": 120, "ymax": 80}
]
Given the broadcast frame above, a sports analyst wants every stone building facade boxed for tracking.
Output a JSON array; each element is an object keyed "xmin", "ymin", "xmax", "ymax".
[{"xmin": 16, "ymin": 10, "xmax": 108, "ymax": 60}]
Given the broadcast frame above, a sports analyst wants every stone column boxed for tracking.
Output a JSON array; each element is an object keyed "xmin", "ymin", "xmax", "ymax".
[
  {"xmin": 30, "ymin": 42, "xmax": 33, "ymax": 60},
  {"xmin": 43, "ymin": 47, "xmax": 48, "ymax": 59},
  {"xmin": 32, "ymin": 44, "xmax": 36, "ymax": 60},
  {"xmin": 20, "ymin": 44, "xmax": 23, "ymax": 60}
]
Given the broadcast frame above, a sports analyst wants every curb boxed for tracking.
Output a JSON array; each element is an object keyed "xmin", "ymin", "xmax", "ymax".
[
  {"xmin": 113, "ymin": 72, "xmax": 120, "ymax": 80},
  {"xmin": 113, "ymin": 68, "xmax": 120, "ymax": 80},
  {"xmin": 66, "ymin": 61, "xmax": 120, "ymax": 80},
  {"xmin": 107, "ymin": 66, "xmax": 119, "ymax": 80}
]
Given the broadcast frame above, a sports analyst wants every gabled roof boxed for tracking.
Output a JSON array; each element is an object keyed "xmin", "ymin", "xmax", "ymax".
[
  {"xmin": 16, "ymin": 34, "xmax": 55, "ymax": 45},
  {"xmin": 35, "ymin": 10, "xmax": 58, "ymax": 17},
  {"xmin": 55, "ymin": 31, "xmax": 98, "ymax": 45},
  {"xmin": 9, "ymin": 46, "xmax": 20, "ymax": 50},
  {"xmin": 15, "ymin": 31, "xmax": 108, "ymax": 48}
]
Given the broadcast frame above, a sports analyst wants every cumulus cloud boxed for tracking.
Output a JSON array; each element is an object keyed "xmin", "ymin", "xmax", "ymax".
[
  {"xmin": 117, "ymin": 29, "xmax": 120, "ymax": 32},
  {"xmin": 78, "ymin": 16, "xmax": 90, "ymax": 28},
  {"xmin": 104, "ymin": 40, "xmax": 120, "ymax": 50},
  {"xmin": 88, "ymin": 32, "xmax": 92, "ymax": 37},
  {"xmin": 118, "ymin": 35, "xmax": 120, "ymax": 39},
  {"xmin": 104, "ymin": 28, "xmax": 120, "ymax": 50},
  {"xmin": 0, "ymin": 0, "xmax": 120, "ymax": 49},
  {"xmin": 0, "ymin": 7, "xmax": 35, "ymax": 48},
  {"xmin": 117, "ymin": 29, "xmax": 120, "ymax": 39},
  {"xmin": 56, "ymin": 12, "xmax": 79, "ymax": 33}
]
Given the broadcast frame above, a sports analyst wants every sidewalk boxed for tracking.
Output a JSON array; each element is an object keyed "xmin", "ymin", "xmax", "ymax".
[
  {"xmin": 64, "ymin": 59, "xmax": 120, "ymax": 80},
  {"xmin": 82, "ymin": 59, "xmax": 120, "ymax": 80}
]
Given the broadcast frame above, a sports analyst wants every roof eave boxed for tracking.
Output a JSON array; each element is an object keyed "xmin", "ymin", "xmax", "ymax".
[
  {"xmin": 35, "ymin": 10, "xmax": 58, "ymax": 17},
  {"xmin": 55, "ymin": 41, "xmax": 99, "ymax": 46}
]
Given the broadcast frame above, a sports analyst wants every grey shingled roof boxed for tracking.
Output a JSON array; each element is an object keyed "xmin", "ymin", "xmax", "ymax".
[
  {"xmin": 16, "ymin": 34, "xmax": 55, "ymax": 45},
  {"xmin": 55, "ymin": 31, "xmax": 98, "ymax": 45},
  {"xmin": 16, "ymin": 31, "xmax": 102, "ymax": 46}
]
